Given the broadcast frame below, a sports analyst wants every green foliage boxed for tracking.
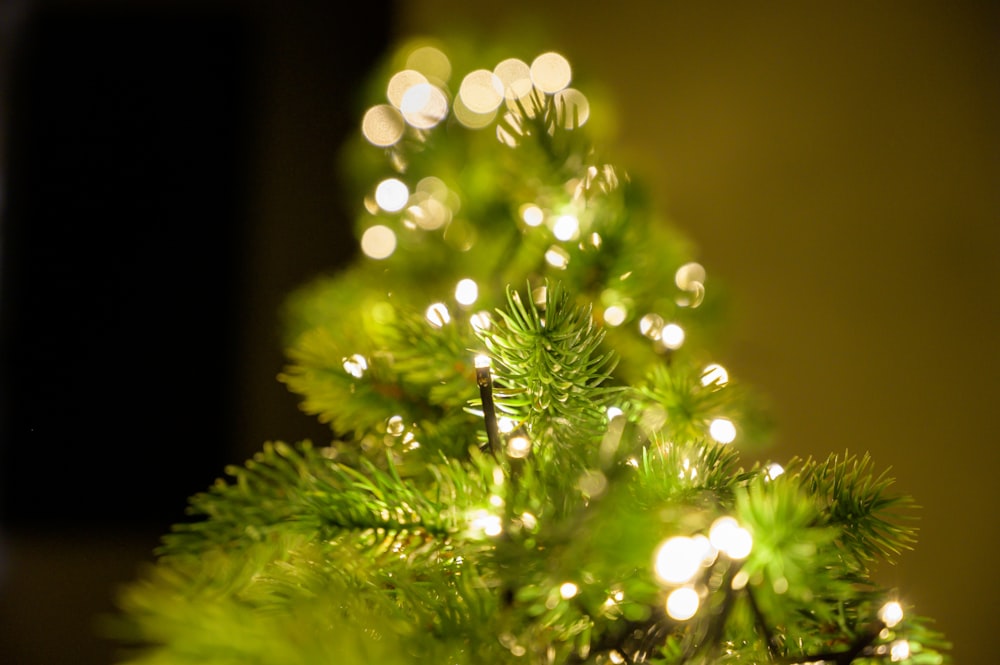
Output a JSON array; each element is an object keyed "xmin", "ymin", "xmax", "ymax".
[{"xmin": 111, "ymin": 34, "xmax": 948, "ymax": 665}]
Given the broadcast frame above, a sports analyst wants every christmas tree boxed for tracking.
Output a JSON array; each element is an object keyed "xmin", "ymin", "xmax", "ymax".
[{"xmin": 109, "ymin": 35, "xmax": 950, "ymax": 665}]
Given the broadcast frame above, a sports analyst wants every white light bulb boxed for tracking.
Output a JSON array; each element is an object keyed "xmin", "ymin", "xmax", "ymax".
[
  {"xmin": 665, "ymin": 586, "xmax": 700, "ymax": 621},
  {"xmin": 879, "ymin": 600, "xmax": 904, "ymax": 628},
  {"xmin": 374, "ymin": 178, "xmax": 409, "ymax": 212},
  {"xmin": 455, "ymin": 278, "xmax": 479, "ymax": 306},
  {"xmin": 709, "ymin": 418, "xmax": 737, "ymax": 444}
]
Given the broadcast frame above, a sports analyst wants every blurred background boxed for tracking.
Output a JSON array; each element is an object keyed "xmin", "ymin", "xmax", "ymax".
[{"xmin": 0, "ymin": 0, "xmax": 996, "ymax": 663}]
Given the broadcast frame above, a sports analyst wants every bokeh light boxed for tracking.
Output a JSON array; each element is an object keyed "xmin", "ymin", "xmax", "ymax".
[
  {"xmin": 554, "ymin": 88, "xmax": 590, "ymax": 128},
  {"xmin": 660, "ymin": 323, "xmax": 685, "ymax": 350},
  {"xmin": 361, "ymin": 104, "xmax": 405, "ymax": 147},
  {"xmin": 374, "ymin": 178, "xmax": 409, "ymax": 212},
  {"xmin": 455, "ymin": 278, "xmax": 479, "ymax": 306},
  {"xmin": 425, "ymin": 302, "xmax": 451, "ymax": 328},
  {"xmin": 701, "ymin": 363, "xmax": 729, "ymax": 387},
  {"xmin": 666, "ymin": 586, "xmax": 700, "ymax": 621},
  {"xmin": 709, "ymin": 418, "xmax": 737, "ymax": 444},
  {"xmin": 709, "ymin": 516, "xmax": 753, "ymax": 559},
  {"xmin": 342, "ymin": 354, "xmax": 368, "ymax": 378},
  {"xmin": 400, "ymin": 82, "xmax": 448, "ymax": 129},
  {"xmin": 530, "ymin": 52, "xmax": 572, "ymax": 93},
  {"xmin": 603, "ymin": 304, "xmax": 627, "ymax": 327},
  {"xmin": 360, "ymin": 224, "xmax": 397, "ymax": 259},
  {"xmin": 459, "ymin": 69, "xmax": 504, "ymax": 114}
]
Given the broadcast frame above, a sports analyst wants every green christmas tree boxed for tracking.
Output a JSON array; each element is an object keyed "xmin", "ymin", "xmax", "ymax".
[{"xmin": 110, "ymin": 35, "xmax": 950, "ymax": 665}]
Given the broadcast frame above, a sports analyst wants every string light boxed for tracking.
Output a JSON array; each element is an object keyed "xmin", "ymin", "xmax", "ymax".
[
  {"xmin": 374, "ymin": 178, "xmax": 409, "ymax": 212},
  {"xmin": 425, "ymin": 302, "xmax": 451, "ymax": 327},
  {"xmin": 559, "ymin": 582, "xmax": 579, "ymax": 600},
  {"xmin": 709, "ymin": 418, "xmax": 737, "ymax": 444},
  {"xmin": 545, "ymin": 245, "xmax": 570, "ymax": 269},
  {"xmin": 879, "ymin": 600, "xmax": 904, "ymax": 628},
  {"xmin": 665, "ymin": 586, "xmax": 700, "ymax": 621},
  {"xmin": 709, "ymin": 516, "xmax": 753, "ymax": 560},
  {"xmin": 552, "ymin": 214, "xmax": 580, "ymax": 241},
  {"xmin": 603, "ymin": 304, "xmax": 627, "ymax": 327},
  {"xmin": 701, "ymin": 363, "xmax": 729, "ymax": 387},
  {"xmin": 342, "ymin": 354, "xmax": 368, "ymax": 378},
  {"xmin": 660, "ymin": 323, "xmax": 685, "ymax": 350},
  {"xmin": 890, "ymin": 640, "xmax": 910, "ymax": 661},
  {"xmin": 654, "ymin": 536, "xmax": 712, "ymax": 585},
  {"xmin": 506, "ymin": 435, "xmax": 532, "ymax": 459},
  {"xmin": 360, "ymin": 224, "xmax": 397, "ymax": 259},
  {"xmin": 361, "ymin": 104, "xmax": 405, "ymax": 147},
  {"xmin": 520, "ymin": 203, "xmax": 544, "ymax": 227},
  {"xmin": 455, "ymin": 278, "xmax": 479, "ymax": 306},
  {"xmin": 530, "ymin": 52, "xmax": 572, "ymax": 94}
]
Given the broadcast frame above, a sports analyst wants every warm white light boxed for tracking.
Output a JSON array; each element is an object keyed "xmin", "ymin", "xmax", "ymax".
[
  {"xmin": 400, "ymin": 83, "xmax": 448, "ymax": 129},
  {"xmin": 386, "ymin": 415, "xmax": 405, "ymax": 436},
  {"xmin": 553, "ymin": 88, "xmax": 590, "ymax": 128},
  {"xmin": 342, "ymin": 354, "xmax": 368, "ymax": 378},
  {"xmin": 386, "ymin": 69, "xmax": 428, "ymax": 109},
  {"xmin": 639, "ymin": 313, "xmax": 664, "ymax": 340},
  {"xmin": 606, "ymin": 406, "xmax": 624, "ymax": 420},
  {"xmin": 765, "ymin": 463, "xmax": 785, "ymax": 480},
  {"xmin": 545, "ymin": 246, "xmax": 570, "ymax": 269},
  {"xmin": 654, "ymin": 536, "xmax": 707, "ymax": 585},
  {"xmin": 700, "ymin": 363, "xmax": 729, "ymax": 387},
  {"xmin": 374, "ymin": 178, "xmax": 409, "ymax": 212},
  {"xmin": 666, "ymin": 587, "xmax": 700, "ymax": 621},
  {"xmin": 879, "ymin": 601, "xmax": 904, "ymax": 628},
  {"xmin": 675, "ymin": 262, "xmax": 706, "ymax": 290},
  {"xmin": 455, "ymin": 278, "xmax": 479, "ymax": 306},
  {"xmin": 425, "ymin": 302, "xmax": 451, "ymax": 328},
  {"xmin": 530, "ymin": 52, "xmax": 572, "ymax": 93},
  {"xmin": 709, "ymin": 418, "xmax": 737, "ymax": 444},
  {"xmin": 709, "ymin": 516, "xmax": 753, "ymax": 560},
  {"xmin": 661, "ymin": 323, "xmax": 685, "ymax": 350},
  {"xmin": 459, "ymin": 69, "xmax": 504, "ymax": 114},
  {"xmin": 474, "ymin": 354, "xmax": 491, "ymax": 369},
  {"xmin": 470, "ymin": 511, "xmax": 503, "ymax": 537},
  {"xmin": 506, "ymin": 435, "xmax": 532, "ymax": 459},
  {"xmin": 520, "ymin": 204, "xmax": 544, "ymax": 227},
  {"xmin": 890, "ymin": 640, "xmax": 910, "ymax": 662},
  {"xmin": 559, "ymin": 582, "xmax": 579, "ymax": 599},
  {"xmin": 361, "ymin": 104, "xmax": 405, "ymax": 147},
  {"xmin": 360, "ymin": 224, "xmax": 397, "ymax": 259},
  {"xmin": 495, "ymin": 58, "xmax": 532, "ymax": 101},
  {"xmin": 498, "ymin": 417, "xmax": 516, "ymax": 434},
  {"xmin": 405, "ymin": 45, "xmax": 451, "ymax": 82},
  {"xmin": 603, "ymin": 305, "xmax": 627, "ymax": 327},
  {"xmin": 552, "ymin": 214, "xmax": 580, "ymax": 241},
  {"xmin": 470, "ymin": 311, "xmax": 492, "ymax": 331}
]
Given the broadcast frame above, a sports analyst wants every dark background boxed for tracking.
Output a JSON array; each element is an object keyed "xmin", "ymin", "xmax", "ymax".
[{"xmin": 1, "ymin": 1, "xmax": 997, "ymax": 663}]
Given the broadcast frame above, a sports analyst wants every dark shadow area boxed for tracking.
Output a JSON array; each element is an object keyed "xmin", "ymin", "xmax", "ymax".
[{"xmin": 0, "ymin": 1, "xmax": 391, "ymax": 662}]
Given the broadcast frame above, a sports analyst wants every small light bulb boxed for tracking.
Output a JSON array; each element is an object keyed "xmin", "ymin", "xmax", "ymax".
[
  {"xmin": 700, "ymin": 363, "xmax": 729, "ymax": 387},
  {"xmin": 661, "ymin": 323, "xmax": 685, "ymax": 350},
  {"xmin": 455, "ymin": 278, "xmax": 479, "ymax": 306},
  {"xmin": 520, "ymin": 204, "xmax": 544, "ymax": 227},
  {"xmin": 879, "ymin": 601, "xmax": 904, "ymax": 628},
  {"xmin": 425, "ymin": 302, "xmax": 451, "ymax": 328},
  {"xmin": 890, "ymin": 640, "xmax": 910, "ymax": 662},
  {"xmin": 665, "ymin": 586, "xmax": 700, "ymax": 621},
  {"xmin": 374, "ymin": 178, "xmax": 409, "ymax": 212},
  {"xmin": 506, "ymin": 435, "xmax": 532, "ymax": 459},
  {"xmin": 765, "ymin": 463, "xmax": 785, "ymax": 480},
  {"xmin": 342, "ymin": 354, "xmax": 368, "ymax": 378},
  {"xmin": 559, "ymin": 582, "xmax": 579, "ymax": 599},
  {"xmin": 654, "ymin": 537, "xmax": 707, "ymax": 585},
  {"xmin": 606, "ymin": 406, "xmax": 624, "ymax": 421},
  {"xmin": 709, "ymin": 418, "xmax": 737, "ymax": 444},
  {"xmin": 603, "ymin": 304, "xmax": 627, "ymax": 327},
  {"xmin": 553, "ymin": 214, "xmax": 580, "ymax": 241},
  {"xmin": 709, "ymin": 516, "xmax": 753, "ymax": 560}
]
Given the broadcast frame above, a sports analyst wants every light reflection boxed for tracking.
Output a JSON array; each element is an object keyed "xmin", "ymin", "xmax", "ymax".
[
  {"xmin": 361, "ymin": 104, "xmax": 405, "ymax": 147},
  {"xmin": 666, "ymin": 586, "xmax": 700, "ymax": 621},
  {"xmin": 374, "ymin": 178, "xmax": 409, "ymax": 212},
  {"xmin": 360, "ymin": 224, "xmax": 397, "ymax": 259},
  {"xmin": 530, "ymin": 52, "xmax": 572, "ymax": 93},
  {"xmin": 639, "ymin": 313, "xmax": 665, "ymax": 340},
  {"xmin": 675, "ymin": 262, "xmax": 706, "ymax": 290},
  {"xmin": 386, "ymin": 415, "xmax": 405, "ymax": 436}
]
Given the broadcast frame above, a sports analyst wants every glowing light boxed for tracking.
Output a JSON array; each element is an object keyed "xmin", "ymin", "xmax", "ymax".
[
  {"xmin": 474, "ymin": 354, "xmax": 491, "ymax": 369},
  {"xmin": 455, "ymin": 278, "xmax": 479, "ymax": 306},
  {"xmin": 360, "ymin": 225, "xmax": 397, "ymax": 259},
  {"xmin": 405, "ymin": 45, "xmax": 451, "ymax": 83},
  {"xmin": 342, "ymin": 354, "xmax": 368, "ymax": 378},
  {"xmin": 386, "ymin": 415, "xmax": 405, "ymax": 436},
  {"xmin": 639, "ymin": 313, "xmax": 664, "ymax": 340},
  {"xmin": 374, "ymin": 178, "xmax": 409, "ymax": 212},
  {"xmin": 386, "ymin": 69, "xmax": 428, "ymax": 108},
  {"xmin": 666, "ymin": 587, "xmax": 700, "ymax": 621},
  {"xmin": 603, "ymin": 305, "xmax": 627, "ymax": 327},
  {"xmin": 520, "ymin": 204, "xmax": 544, "ymax": 227},
  {"xmin": 709, "ymin": 418, "xmax": 737, "ymax": 444},
  {"xmin": 495, "ymin": 58, "xmax": 532, "ymax": 102},
  {"xmin": 425, "ymin": 302, "xmax": 451, "ymax": 327},
  {"xmin": 470, "ymin": 311, "xmax": 492, "ymax": 331},
  {"xmin": 675, "ymin": 262, "xmax": 706, "ymax": 290},
  {"xmin": 701, "ymin": 363, "xmax": 729, "ymax": 387},
  {"xmin": 880, "ymin": 601, "xmax": 904, "ymax": 628},
  {"xmin": 470, "ymin": 510, "xmax": 503, "ymax": 537},
  {"xmin": 765, "ymin": 463, "xmax": 785, "ymax": 480},
  {"xmin": 559, "ymin": 582, "xmax": 579, "ymax": 599},
  {"xmin": 709, "ymin": 516, "xmax": 753, "ymax": 560},
  {"xmin": 890, "ymin": 640, "xmax": 910, "ymax": 661},
  {"xmin": 609, "ymin": 650, "xmax": 625, "ymax": 664},
  {"xmin": 453, "ymin": 96, "xmax": 497, "ymax": 129},
  {"xmin": 626, "ymin": 457, "xmax": 639, "ymax": 468},
  {"xmin": 676, "ymin": 281, "xmax": 705, "ymax": 308},
  {"xmin": 553, "ymin": 214, "xmax": 580, "ymax": 241},
  {"xmin": 545, "ymin": 245, "xmax": 570, "ymax": 269},
  {"xmin": 554, "ymin": 88, "xmax": 590, "ymax": 128},
  {"xmin": 400, "ymin": 82, "xmax": 448, "ymax": 129},
  {"xmin": 731, "ymin": 570, "xmax": 750, "ymax": 590},
  {"xmin": 661, "ymin": 323, "xmax": 685, "ymax": 350},
  {"xmin": 498, "ymin": 417, "xmax": 516, "ymax": 434},
  {"xmin": 459, "ymin": 69, "xmax": 504, "ymax": 114},
  {"xmin": 606, "ymin": 406, "xmax": 624, "ymax": 420},
  {"xmin": 521, "ymin": 512, "xmax": 537, "ymax": 530},
  {"xmin": 506, "ymin": 435, "xmax": 532, "ymax": 459},
  {"xmin": 654, "ymin": 536, "xmax": 709, "ymax": 585},
  {"xmin": 405, "ymin": 197, "xmax": 450, "ymax": 231},
  {"xmin": 361, "ymin": 104, "xmax": 405, "ymax": 146},
  {"xmin": 530, "ymin": 52, "xmax": 572, "ymax": 93}
]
